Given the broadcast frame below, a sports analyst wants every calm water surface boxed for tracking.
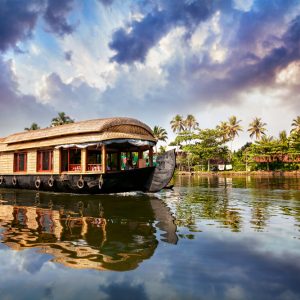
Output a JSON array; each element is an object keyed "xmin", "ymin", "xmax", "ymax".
[{"xmin": 0, "ymin": 176, "xmax": 300, "ymax": 300}]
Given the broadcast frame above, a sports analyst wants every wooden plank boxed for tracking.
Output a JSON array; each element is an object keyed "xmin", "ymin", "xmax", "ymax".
[
  {"xmin": 0, "ymin": 152, "xmax": 14, "ymax": 174},
  {"xmin": 27, "ymin": 150, "xmax": 37, "ymax": 173},
  {"xmin": 81, "ymin": 148, "xmax": 87, "ymax": 173},
  {"xmin": 53, "ymin": 149, "xmax": 60, "ymax": 173}
]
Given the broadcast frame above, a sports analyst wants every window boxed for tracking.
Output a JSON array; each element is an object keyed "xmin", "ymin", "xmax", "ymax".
[
  {"xmin": 37, "ymin": 150, "xmax": 53, "ymax": 172},
  {"xmin": 87, "ymin": 149, "xmax": 102, "ymax": 171},
  {"xmin": 61, "ymin": 148, "xmax": 82, "ymax": 172},
  {"xmin": 14, "ymin": 152, "xmax": 27, "ymax": 172}
]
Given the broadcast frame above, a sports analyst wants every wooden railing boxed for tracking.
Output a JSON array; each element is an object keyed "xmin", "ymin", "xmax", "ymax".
[
  {"xmin": 87, "ymin": 164, "xmax": 102, "ymax": 171},
  {"xmin": 69, "ymin": 164, "xmax": 82, "ymax": 172}
]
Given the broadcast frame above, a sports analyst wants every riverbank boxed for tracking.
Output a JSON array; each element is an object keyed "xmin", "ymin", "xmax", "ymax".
[{"xmin": 177, "ymin": 170, "xmax": 300, "ymax": 177}]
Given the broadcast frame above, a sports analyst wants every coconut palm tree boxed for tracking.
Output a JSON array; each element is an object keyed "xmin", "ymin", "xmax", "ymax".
[
  {"xmin": 258, "ymin": 135, "xmax": 274, "ymax": 144},
  {"xmin": 185, "ymin": 114, "xmax": 199, "ymax": 132},
  {"xmin": 278, "ymin": 130, "xmax": 289, "ymax": 151},
  {"xmin": 51, "ymin": 112, "xmax": 74, "ymax": 127},
  {"xmin": 248, "ymin": 117, "xmax": 267, "ymax": 140},
  {"xmin": 226, "ymin": 116, "xmax": 242, "ymax": 158},
  {"xmin": 153, "ymin": 126, "xmax": 168, "ymax": 154},
  {"xmin": 228, "ymin": 116, "xmax": 243, "ymax": 141},
  {"xmin": 291, "ymin": 116, "xmax": 300, "ymax": 134},
  {"xmin": 170, "ymin": 115, "xmax": 185, "ymax": 134},
  {"xmin": 153, "ymin": 126, "xmax": 168, "ymax": 142},
  {"xmin": 24, "ymin": 123, "xmax": 40, "ymax": 131},
  {"xmin": 216, "ymin": 121, "xmax": 230, "ymax": 142},
  {"xmin": 279, "ymin": 130, "xmax": 288, "ymax": 143}
]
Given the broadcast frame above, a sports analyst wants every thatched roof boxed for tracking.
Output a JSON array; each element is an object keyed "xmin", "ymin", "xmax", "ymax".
[{"xmin": 0, "ymin": 117, "xmax": 156, "ymax": 151}]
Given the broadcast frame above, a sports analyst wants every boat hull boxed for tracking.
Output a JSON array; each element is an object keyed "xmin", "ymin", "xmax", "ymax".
[
  {"xmin": 0, "ymin": 150, "xmax": 176, "ymax": 194},
  {"xmin": 0, "ymin": 167, "xmax": 156, "ymax": 194}
]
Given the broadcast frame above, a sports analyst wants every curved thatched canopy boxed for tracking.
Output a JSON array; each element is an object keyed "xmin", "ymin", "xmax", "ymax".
[{"xmin": 1, "ymin": 117, "xmax": 156, "ymax": 151}]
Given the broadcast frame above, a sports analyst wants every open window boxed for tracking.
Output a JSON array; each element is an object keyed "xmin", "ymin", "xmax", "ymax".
[
  {"xmin": 61, "ymin": 148, "xmax": 82, "ymax": 172},
  {"xmin": 86, "ymin": 148, "xmax": 102, "ymax": 171}
]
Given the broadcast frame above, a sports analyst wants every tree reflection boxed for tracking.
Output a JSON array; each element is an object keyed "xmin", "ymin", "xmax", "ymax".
[
  {"xmin": 172, "ymin": 176, "xmax": 242, "ymax": 232},
  {"xmin": 171, "ymin": 175, "xmax": 300, "ymax": 233}
]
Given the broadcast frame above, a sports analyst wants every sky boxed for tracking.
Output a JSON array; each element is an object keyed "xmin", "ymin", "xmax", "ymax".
[{"xmin": 0, "ymin": 0, "xmax": 300, "ymax": 149}]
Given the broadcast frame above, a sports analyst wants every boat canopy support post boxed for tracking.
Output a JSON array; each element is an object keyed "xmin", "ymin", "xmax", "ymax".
[
  {"xmin": 149, "ymin": 147, "xmax": 153, "ymax": 167},
  {"xmin": 138, "ymin": 150, "xmax": 143, "ymax": 168},
  {"xmin": 81, "ymin": 148, "xmax": 87, "ymax": 173},
  {"xmin": 102, "ymin": 145, "xmax": 107, "ymax": 173}
]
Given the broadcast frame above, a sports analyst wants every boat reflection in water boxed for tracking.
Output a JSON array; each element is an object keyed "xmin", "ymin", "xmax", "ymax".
[{"xmin": 0, "ymin": 190, "xmax": 177, "ymax": 271}]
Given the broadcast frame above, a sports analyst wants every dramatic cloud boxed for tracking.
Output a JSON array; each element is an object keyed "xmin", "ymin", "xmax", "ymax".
[
  {"xmin": 1, "ymin": 0, "xmax": 300, "ymax": 146},
  {"xmin": 215, "ymin": 12, "xmax": 300, "ymax": 97},
  {"xmin": 43, "ymin": 0, "xmax": 76, "ymax": 36},
  {"xmin": 0, "ymin": 0, "xmax": 76, "ymax": 53},
  {"xmin": 109, "ymin": 0, "xmax": 216, "ymax": 64},
  {"xmin": 0, "ymin": 0, "xmax": 42, "ymax": 52}
]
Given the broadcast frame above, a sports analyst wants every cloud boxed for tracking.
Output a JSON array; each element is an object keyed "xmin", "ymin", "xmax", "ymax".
[
  {"xmin": 109, "ymin": 0, "xmax": 217, "ymax": 64},
  {"xmin": 108, "ymin": 0, "xmax": 300, "ymax": 104},
  {"xmin": 38, "ymin": 72, "xmax": 102, "ymax": 119},
  {"xmin": 43, "ymin": 0, "xmax": 76, "ymax": 36},
  {"xmin": 0, "ymin": 0, "xmax": 42, "ymax": 52},
  {"xmin": 98, "ymin": 0, "xmax": 114, "ymax": 6},
  {"xmin": 0, "ymin": 58, "xmax": 56, "ymax": 136},
  {"xmin": 64, "ymin": 50, "xmax": 73, "ymax": 61},
  {"xmin": 0, "ymin": 0, "xmax": 76, "ymax": 54}
]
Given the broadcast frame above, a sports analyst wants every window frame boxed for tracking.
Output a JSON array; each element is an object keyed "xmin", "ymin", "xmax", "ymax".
[
  {"xmin": 60, "ymin": 148, "xmax": 82, "ymax": 172},
  {"xmin": 86, "ymin": 148, "xmax": 102, "ymax": 172},
  {"xmin": 14, "ymin": 152, "xmax": 27, "ymax": 173},
  {"xmin": 37, "ymin": 150, "xmax": 53, "ymax": 172}
]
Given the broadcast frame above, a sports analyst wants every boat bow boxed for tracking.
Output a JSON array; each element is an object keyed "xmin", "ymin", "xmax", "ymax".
[{"xmin": 145, "ymin": 150, "xmax": 176, "ymax": 192}]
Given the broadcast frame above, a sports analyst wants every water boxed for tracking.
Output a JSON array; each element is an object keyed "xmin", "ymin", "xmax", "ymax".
[{"xmin": 0, "ymin": 175, "xmax": 300, "ymax": 300}]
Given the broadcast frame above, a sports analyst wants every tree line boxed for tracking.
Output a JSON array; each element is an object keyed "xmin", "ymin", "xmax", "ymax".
[
  {"xmin": 24, "ymin": 112, "xmax": 300, "ymax": 171},
  {"xmin": 153, "ymin": 115, "xmax": 300, "ymax": 172}
]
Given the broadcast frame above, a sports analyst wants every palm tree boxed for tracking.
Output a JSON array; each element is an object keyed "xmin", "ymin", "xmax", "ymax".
[
  {"xmin": 216, "ymin": 121, "xmax": 230, "ymax": 142},
  {"xmin": 227, "ymin": 116, "xmax": 242, "ymax": 158},
  {"xmin": 257, "ymin": 135, "xmax": 274, "ymax": 144},
  {"xmin": 279, "ymin": 130, "xmax": 288, "ymax": 143},
  {"xmin": 153, "ymin": 126, "xmax": 168, "ymax": 142},
  {"xmin": 24, "ymin": 123, "xmax": 40, "ymax": 131},
  {"xmin": 51, "ymin": 112, "xmax": 74, "ymax": 127},
  {"xmin": 248, "ymin": 117, "xmax": 267, "ymax": 140},
  {"xmin": 291, "ymin": 116, "xmax": 300, "ymax": 134},
  {"xmin": 185, "ymin": 114, "xmax": 199, "ymax": 132},
  {"xmin": 153, "ymin": 126, "xmax": 168, "ymax": 154},
  {"xmin": 227, "ymin": 116, "xmax": 243, "ymax": 141},
  {"xmin": 170, "ymin": 115, "xmax": 185, "ymax": 134}
]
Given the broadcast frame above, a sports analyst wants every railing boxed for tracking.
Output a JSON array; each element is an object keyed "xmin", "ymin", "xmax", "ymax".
[
  {"xmin": 87, "ymin": 164, "xmax": 102, "ymax": 171},
  {"xmin": 69, "ymin": 164, "xmax": 82, "ymax": 172}
]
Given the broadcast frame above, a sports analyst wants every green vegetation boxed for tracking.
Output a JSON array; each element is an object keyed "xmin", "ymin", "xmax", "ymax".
[
  {"xmin": 24, "ymin": 123, "xmax": 40, "ymax": 131},
  {"xmin": 24, "ymin": 112, "xmax": 75, "ymax": 132},
  {"xmin": 153, "ymin": 126, "xmax": 168, "ymax": 142},
  {"xmin": 51, "ymin": 112, "xmax": 74, "ymax": 127},
  {"xmin": 166, "ymin": 114, "xmax": 300, "ymax": 172}
]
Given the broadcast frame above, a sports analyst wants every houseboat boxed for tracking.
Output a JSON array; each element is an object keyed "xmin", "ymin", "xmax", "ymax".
[{"xmin": 0, "ymin": 117, "xmax": 176, "ymax": 194}]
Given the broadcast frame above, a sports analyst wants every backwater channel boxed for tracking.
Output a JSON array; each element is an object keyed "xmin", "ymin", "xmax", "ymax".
[{"xmin": 0, "ymin": 175, "xmax": 300, "ymax": 300}]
